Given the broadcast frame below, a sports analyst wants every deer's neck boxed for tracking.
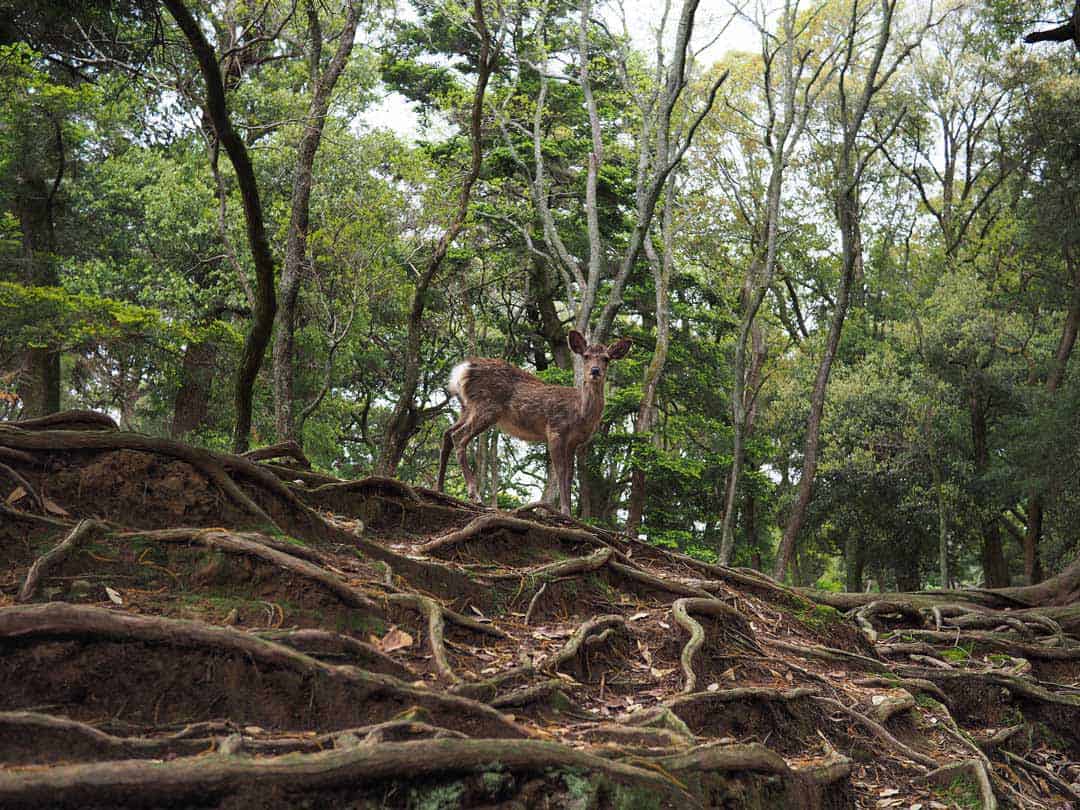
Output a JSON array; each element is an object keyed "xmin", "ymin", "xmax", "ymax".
[{"xmin": 578, "ymin": 380, "xmax": 605, "ymax": 429}]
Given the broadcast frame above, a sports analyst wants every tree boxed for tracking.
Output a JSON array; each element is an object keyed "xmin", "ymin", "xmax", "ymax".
[
  {"xmin": 776, "ymin": 0, "xmax": 928, "ymax": 580},
  {"xmin": 272, "ymin": 1, "xmax": 363, "ymax": 443},
  {"xmin": 163, "ymin": 0, "xmax": 277, "ymax": 453}
]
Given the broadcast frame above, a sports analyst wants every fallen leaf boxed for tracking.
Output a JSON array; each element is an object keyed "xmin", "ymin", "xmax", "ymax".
[
  {"xmin": 104, "ymin": 586, "xmax": 123, "ymax": 605},
  {"xmin": 629, "ymin": 611, "xmax": 650, "ymax": 622},
  {"xmin": 378, "ymin": 627, "xmax": 414, "ymax": 653},
  {"xmin": 707, "ymin": 682, "xmax": 720, "ymax": 692},
  {"xmin": 469, "ymin": 605, "xmax": 490, "ymax": 622},
  {"xmin": 879, "ymin": 788, "xmax": 899, "ymax": 797},
  {"xmin": 42, "ymin": 497, "xmax": 70, "ymax": 517},
  {"xmin": 6, "ymin": 486, "xmax": 26, "ymax": 504}
]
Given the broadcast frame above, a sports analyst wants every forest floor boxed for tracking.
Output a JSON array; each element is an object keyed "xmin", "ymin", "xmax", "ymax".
[{"xmin": 0, "ymin": 412, "xmax": 1078, "ymax": 809}]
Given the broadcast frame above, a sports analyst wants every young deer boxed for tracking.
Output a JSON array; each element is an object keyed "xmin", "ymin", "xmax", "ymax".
[{"xmin": 437, "ymin": 331, "xmax": 632, "ymax": 514}]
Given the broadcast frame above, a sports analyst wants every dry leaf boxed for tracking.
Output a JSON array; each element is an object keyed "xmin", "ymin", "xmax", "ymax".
[
  {"xmin": 42, "ymin": 497, "xmax": 70, "ymax": 517},
  {"xmin": 6, "ymin": 486, "xmax": 26, "ymax": 504},
  {"xmin": 104, "ymin": 586, "xmax": 123, "ymax": 605},
  {"xmin": 879, "ymin": 788, "xmax": 899, "ymax": 797},
  {"xmin": 378, "ymin": 627, "xmax": 414, "ymax": 653},
  {"xmin": 629, "ymin": 611, "xmax": 650, "ymax": 622}
]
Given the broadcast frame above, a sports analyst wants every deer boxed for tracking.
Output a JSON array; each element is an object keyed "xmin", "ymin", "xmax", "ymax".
[{"xmin": 437, "ymin": 330, "xmax": 632, "ymax": 514}]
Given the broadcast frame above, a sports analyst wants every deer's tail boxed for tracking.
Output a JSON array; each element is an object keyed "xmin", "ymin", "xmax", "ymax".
[{"xmin": 437, "ymin": 428, "xmax": 454, "ymax": 492}]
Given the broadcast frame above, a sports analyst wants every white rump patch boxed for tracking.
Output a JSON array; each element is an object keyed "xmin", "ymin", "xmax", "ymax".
[{"xmin": 448, "ymin": 362, "xmax": 470, "ymax": 401}]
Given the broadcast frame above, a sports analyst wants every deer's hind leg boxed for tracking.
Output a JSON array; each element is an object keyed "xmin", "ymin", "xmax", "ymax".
[
  {"xmin": 437, "ymin": 414, "xmax": 467, "ymax": 492},
  {"xmin": 452, "ymin": 406, "xmax": 500, "ymax": 502}
]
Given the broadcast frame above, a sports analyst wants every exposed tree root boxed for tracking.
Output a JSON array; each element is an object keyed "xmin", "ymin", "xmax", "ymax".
[
  {"xmin": 119, "ymin": 527, "xmax": 383, "ymax": 613},
  {"xmin": 0, "ymin": 427, "xmax": 283, "ymax": 530},
  {"xmin": 851, "ymin": 600, "xmax": 926, "ymax": 642},
  {"xmin": 18, "ymin": 519, "xmax": 107, "ymax": 602},
  {"xmin": 672, "ymin": 597, "xmax": 757, "ymax": 692},
  {"xmin": 242, "ymin": 440, "xmax": 311, "ymax": 468},
  {"xmin": 811, "ymin": 695, "xmax": 937, "ymax": 769},
  {"xmin": 0, "ymin": 711, "xmax": 218, "ymax": 763},
  {"xmin": 0, "ymin": 603, "xmax": 525, "ymax": 739},
  {"xmin": 10, "ymin": 410, "xmax": 118, "ymax": 431},
  {"xmin": 544, "ymin": 614, "xmax": 630, "ymax": 676},
  {"xmin": 768, "ymin": 639, "xmax": 892, "ymax": 673},
  {"xmin": 0, "ymin": 738, "xmax": 698, "ymax": 809},
  {"xmin": 854, "ymin": 676, "xmax": 951, "ymax": 707},
  {"xmin": 895, "ymin": 628, "xmax": 1080, "ymax": 660},
  {"xmin": 255, "ymin": 628, "xmax": 417, "ymax": 680},
  {"xmin": 5, "ymin": 416, "xmax": 1077, "ymax": 807},
  {"xmin": 418, "ymin": 513, "xmax": 604, "ymax": 556},
  {"xmin": 896, "ymin": 666, "xmax": 1080, "ymax": 711},
  {"xmin": 921, "ymin": 759, "xmax": 997, "ymax": 810},
  {"xmin": 1003, "ymin": 750, "xmax": 1080, "ymax": 802}
]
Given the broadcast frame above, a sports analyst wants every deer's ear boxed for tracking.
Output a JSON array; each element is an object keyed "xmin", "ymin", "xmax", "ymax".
[
  {"xmin": 568, "ymin": 330, "xmax": 587, "ymax": 355},
  {"xmin": 607, "ymin": 337, "xmax": 632, "ymax": 360}
]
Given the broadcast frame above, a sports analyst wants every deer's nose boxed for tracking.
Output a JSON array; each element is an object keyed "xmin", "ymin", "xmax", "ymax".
[{"xmin": 590, "ymin": 366, "xmax": 601, "ymax": 377}]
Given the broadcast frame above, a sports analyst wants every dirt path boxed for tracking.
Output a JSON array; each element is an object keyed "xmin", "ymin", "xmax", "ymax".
[{"xmin": 0, "ymin": 413, "xmax": 1076, "ymax": 808}]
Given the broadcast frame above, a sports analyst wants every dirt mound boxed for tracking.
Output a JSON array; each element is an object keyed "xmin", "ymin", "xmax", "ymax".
[{"xmin": 1, "ymin": 416, "xmax": 1078, "ymax": 808}]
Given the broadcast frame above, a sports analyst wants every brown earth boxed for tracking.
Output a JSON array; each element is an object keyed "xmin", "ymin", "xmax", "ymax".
[{"xmin": 0, "ymin": 411, "xmax": 1077, "ymax": 808}]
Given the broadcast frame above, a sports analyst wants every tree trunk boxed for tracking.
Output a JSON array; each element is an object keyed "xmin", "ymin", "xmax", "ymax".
[
  {"xmin": 843, "ymin": 533, "xmax": 864, "ymax": 593},
  {"xmin": 969, "ymin": 390, "xmax": 1008, "ymax": 588},
  {"xmin": 626, "ymin": 177, "xmax": 675, "ymax": 535},
  {"xmin": 376, "ymin": 0, "xmax": 493, "ymax": 476},
  {"xmin": 13, "ymin": 118, "xmax": 62, "ymax": 417},
  {"xmin": 774, "ymin": 191, "xmax": 861, "ymax": 579},
  {"xmin": 171, "ymin": 339, "xmax": 216, "ymax": 438},
  {"xmin": 165, "ymin": 0, "xmax": 277, "ymax": 454},
  {"xmin": 272, "ymin": 2, "xmax": 360, "ymax": 444}
]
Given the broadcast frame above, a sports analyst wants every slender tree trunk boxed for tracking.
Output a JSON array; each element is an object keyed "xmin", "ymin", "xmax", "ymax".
[
  {"xmin": 719, "ymin": 314, "xmax": 767, "ymax": 563},
  {"xmin": 626, "ymin": 177, "xmax": 675, "ymax": 535},
  {"xmin": 377, "ymin": 0, "xmax": 494, "ymax": 475},
  {"xmin": 165, "ymin": 0, "xmax": 277, "ymax": 453},
  {"xmin": 272, "ymin": 1, "xmax": 360, "ymax": 443},
  {"xmin": 775, "ymin": 191, "xmax": 861, "ymax": 579},
  {"xmin": 14, "ymin": 117, "xmax": 62, "ymax": 417}
]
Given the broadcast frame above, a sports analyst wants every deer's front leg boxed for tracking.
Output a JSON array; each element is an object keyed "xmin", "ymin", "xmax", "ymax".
[{"xmin": 549, "ymin": 437, "xmax": 574, "ymax": 516}]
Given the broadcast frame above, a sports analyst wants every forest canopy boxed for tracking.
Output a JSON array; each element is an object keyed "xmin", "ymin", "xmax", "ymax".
[{"xmin": 2, "ymin": 0, "xmax": 1079, "ymax": 594}]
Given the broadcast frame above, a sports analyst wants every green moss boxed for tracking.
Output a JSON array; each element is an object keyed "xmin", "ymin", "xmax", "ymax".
[
  {"xmin": 916, "ymin": 694, "xmax": 942, "ymax": 710},
  {"xmin": 796, "ymin": 604, "xmax": 842, "ymax": 631},
  {"xmin": 480, "ymin": 769, "xmax": 512, "ymax": 797},
  {"xmin": 407, "ymin": 781, "xmax": 465, "ymax": 810},
  {"xmin": 935, "ymin": 775, "xmax": 981, "ymax": 809},
  {"xmin": 940, "ymin": 646, "xmax": 972, "ymax": 663},
  {"xmin": 559, "ymin": 769, "xmax": 600, "ymax": 809}
]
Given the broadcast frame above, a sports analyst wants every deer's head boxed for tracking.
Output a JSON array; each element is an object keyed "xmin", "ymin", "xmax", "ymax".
[{"xmin": 568, "ymin": 330, "xmax": 632, "ymax": 383}]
